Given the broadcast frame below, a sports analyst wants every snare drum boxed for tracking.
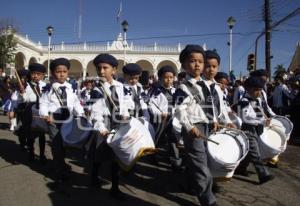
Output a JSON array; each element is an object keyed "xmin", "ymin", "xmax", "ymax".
[
  {"xmin": 207, "ymin": 128, "xmax": 249, "ymax": 179},
  {"xmin": 61, "ymin": 116, "xmax": 92, "ymax": 148},
  {"xmin": 106, "ymin": 117, "xmax": 156, "ymax": 171},
  {"xmin": 259, "ymin": 126, "xmax": 286, "ymax": 160}
]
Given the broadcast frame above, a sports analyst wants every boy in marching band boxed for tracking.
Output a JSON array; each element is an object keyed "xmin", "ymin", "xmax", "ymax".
[
  {"xmin": 148, "ymin": 65, "xmax": 182, "ymax": 170},
  {"xmin": 235, "ymin": 76, "xmax": 274, "ymax": 184},
  {"xmin": 39, "ymin": 58, "xmax": 84, "ymax": 183},
  {"xmin": 174, "ymin": 45, "xmax": 217, "ymax": 206},
  {"xmin": 89, "ymin": 54, "xmax": 129, "ymax": 200},
  {"xmin": 122, "ymin": 63, "xmax": 150, "ymax": 120},
  {"xmin": 202, "ymin": 50, "xmax": 235, "ymax": 130},
  {"xmin": 19, "ymin": 63, "xmax": 47, "ymax": 162},
  {"xmin": 80, "ymin": 80, "xmax": 94, "ymax": 117}
]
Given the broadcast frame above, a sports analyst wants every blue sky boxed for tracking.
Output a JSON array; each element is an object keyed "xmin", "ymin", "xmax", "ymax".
[{"xmin": 1, "ymin": 0, "xmax": 300, "ymax": 76}]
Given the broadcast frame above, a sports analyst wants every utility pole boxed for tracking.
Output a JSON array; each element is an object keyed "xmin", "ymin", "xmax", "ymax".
[{"xmin": 265, "ymin": 0, "xmax": 271, "ymax": 79}]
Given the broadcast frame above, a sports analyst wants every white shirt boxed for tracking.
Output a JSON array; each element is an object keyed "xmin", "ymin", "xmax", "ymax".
[
  {"xmin": 123, "ymin": 83, "xmax": 150, "ymax": 121},
  {"xmin": 233, "ymin": 85, "xmax": 245, "ymax": 105},
  {"xmin": 22, "ymin": 81, "xmax": 46, "ymax": 103},
  {"xmin": 174, "ymin": 76, "xmax": 209, "ymax": 132},
  {"xmin": 39, "ymin": 81, "xmax": 84, "ymax": 117},
  {"xmin": 90, "ymin": 80, "xmax": 129, "ymax": 133},
  {"xmin": 272, "ymin": 83, "xmax": 293, "ymax": 108}
]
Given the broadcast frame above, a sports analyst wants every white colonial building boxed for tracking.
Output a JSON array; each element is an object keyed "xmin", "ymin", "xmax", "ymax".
[{"xmin": 12, "ymin": 33, "xmax": 208, "ymax": 79}]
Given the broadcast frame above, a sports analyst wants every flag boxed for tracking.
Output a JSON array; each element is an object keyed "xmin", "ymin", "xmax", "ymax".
[{"xmin": 116, "ymin": 1, "xmax": 122, "ymax": 23}]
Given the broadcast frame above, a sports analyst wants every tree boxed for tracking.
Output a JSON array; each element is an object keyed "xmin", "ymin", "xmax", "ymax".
[
  {"xmin": 273, "ymin": 64, "xmax": 286, "ymax": 77},
  {"xmin": 0, "ymin": 26, "xmax": 17, "ymax": 71}
]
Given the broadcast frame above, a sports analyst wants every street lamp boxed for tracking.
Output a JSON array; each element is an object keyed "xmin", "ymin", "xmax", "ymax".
[
  {"xmin": 227, "ymin": 16, "xmax": 236, "ymax": 74},
  {"xmin": 47, "ymin": 25, "xmax": 54, "ymax": 80},
  {"xmin": 121, "ymin": 20, "xmax": 129, "ymax": 66}
]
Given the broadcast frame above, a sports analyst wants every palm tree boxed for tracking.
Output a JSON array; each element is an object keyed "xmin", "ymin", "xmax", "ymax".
[{"xmin": 274, "ymin": 64, "xmax": 286, "ymax": 77}]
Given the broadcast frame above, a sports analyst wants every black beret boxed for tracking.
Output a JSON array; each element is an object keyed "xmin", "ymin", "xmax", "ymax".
[
  {"xmin": 179, "ymin": 44, "xmax": 205, "ymax": 64},
  {"xmin": 50, "ymin": 58, "xmax": 70, "ymax": 71},
  {"xmin": 93, "ymin": 53, "xmax": 118, "ymax": 68},
  {"xmin": 28, "ymin": 63, "xmax": 46, "ymax": 73},
  {"xmin": 250, "ymin": 69, "xmax": 268, "ymax": 77},
  {"xmin": 158, "ymin": 65, "xmax": 176, "ymax": 78},
  {"xmin": 122, "ymin": 63, "xmax": 142, "ymax": 75},
  {"xmin": 215, "ymin": 72, "xmax": 228, "ymax": 81},
  {"xmin": 18, "ymin": 69, "xmax": 30, "ymax": 77},
  {"xmin": 205, "ymin": 50, "xmax": 221, "ymax": 65},
  {"xmin": 244, "ymin": 76, "xmax": 266, "ymax": 89}
]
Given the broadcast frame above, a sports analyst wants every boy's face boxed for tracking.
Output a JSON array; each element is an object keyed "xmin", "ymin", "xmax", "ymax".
[
  {"xmin": 96, "ymin": 63, "xmax": 116, "ymax": 82},
  {"xmin": 124, "ymin": 74, "xmax": 140, "ymax": 86},
  {"xmin": 204, "ymin": 58, "xmax": 219, "ymax": 80},
  {"xmin": 86, "ymin": 82, "xmax": 93, "ymax": 90},
  {"xmin": 52, "ymin": 65, "xmax": 69, "ymax": 84},
  {"xmin": 217, "ymin": 78, "xmax": 228, "ymax": 91},
  {"xmin": 182, "ymin": 53, "xmax": 205, "ymax": 78},
  {"xmin": 30, "ymin": 71, "xmax": 44, "ymax": 83},
  {"xmin": 161, "ymin": 72, "xmax": 174, "ymax": 88},
  {"xmin": 248, "ymin": 87, "xmax": 262, "ymax": 99}
]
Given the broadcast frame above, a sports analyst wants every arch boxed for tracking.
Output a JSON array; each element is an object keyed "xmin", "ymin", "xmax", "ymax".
[
  {"xmin": 69, "ymin": 59, "xmax": 83, "ymax": 79},
  {"xmin": 157, "ymin": 60, "xmax": 179, "ymax": 74},
  {"xmin": 135, "ymin": 59, "xmax": 154, "ymax": 75},
  {"xmin": 15, "ymin": 52, "xmax": 26, "ymax": 70},
  {"xmin": 29, "ymin": 57, "xmax": 38, "ymax": 65},
  {"xmin": 116, "ymin": 59, "xmax": 125, "ymax": 76},
  {"xmin": 86, "ymin": 60, "xmax": 97, "ymax": 77}
]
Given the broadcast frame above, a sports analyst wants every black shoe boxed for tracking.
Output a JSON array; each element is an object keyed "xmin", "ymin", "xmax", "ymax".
[
  {"xmin": 209, "ymin": 202, "xmax": 218, "ymax": 206},
  {"xmin": 109, "ymin": 188, "xmax": 127, "ymax": 201},
  {"xmin": 259, "ymin": 174, "xmax": 275, "ymax": 185},
  {"xmin": 235, "ymin": 169, "xmax": 249, "ymax": 177},
  {"xmin": 28, "ymin": 153, "xmax": 35, "ymax": 162},
  {"xmin": 39, "ymin": 155, "xmax": 47, "ymax": 165}
]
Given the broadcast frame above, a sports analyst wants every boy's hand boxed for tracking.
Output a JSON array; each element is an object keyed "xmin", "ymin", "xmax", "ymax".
[
  {"xmin": 161, "ymin": 113, "xmax": 168, "ymax": 119},
  {"xmin": 212, "ymin": 122, "xmax": 219, "ymax": 131},
  {"xmin": 100, "ymin": 130, "xmax": 110, "ymax": 138},
  {"xmin": 265, "ymin": 118, "xmax": 271, "ymax": 127},
  {"xmin": 226, "ymin": 122, "xmax": 237, "ymax": 129},
  {"xmin": 44, "ymin": 116, "xmax": 53, "ymax": 124},
  {"xmin": 189, "ymin": 127, "xmax": 205, "ymax": 139}
]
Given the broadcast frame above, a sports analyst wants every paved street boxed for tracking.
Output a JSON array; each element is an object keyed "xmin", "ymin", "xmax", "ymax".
[{"xmin": 1, "ymin": 114, "xmax": 300, "ymax": 206}]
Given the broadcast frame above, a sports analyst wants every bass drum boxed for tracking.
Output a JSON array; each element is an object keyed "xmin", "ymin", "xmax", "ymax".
[
  {"xmin": 207, "ymin": 128, "xmax": 249, "ymax": 179},
  {"xmin": 106, "ymin": 117, "xmax": 156, "ymax": 171},
  {"xmin": 61, "ymin": 116, "xmax": 93, "ymax": 148},
  {"xmin": 259, "ymin": 126, "xmax": 286, "ymax": 160}
]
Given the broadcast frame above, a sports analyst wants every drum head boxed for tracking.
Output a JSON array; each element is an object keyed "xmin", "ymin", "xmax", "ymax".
[
  {"xmin": 260, "ymin": 127, "xmax": 285, "ymax": 150},
  {"xmin": 208, "ymin": 133, "xmax": 241, "ymax": 164},
  {"xmin": 271, "ymin": 116, "xmax": 293, "ymax": 135}
]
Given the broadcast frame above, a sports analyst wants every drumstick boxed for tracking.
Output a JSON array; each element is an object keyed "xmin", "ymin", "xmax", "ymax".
[
  {"xmin": 218, "ymin": 124, "xmax": 244, "ymax": 133},
  {"xmin": 205, "ymin": 137, "xmax": 220, "ymax": 145}
]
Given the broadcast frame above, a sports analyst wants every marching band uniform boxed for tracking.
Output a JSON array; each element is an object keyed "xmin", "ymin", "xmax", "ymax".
[
  {"xmin": 235, "ymin": 77, "xmax": 274, "ymax": 184},
  {"xmin": 174, "ymin": 45, "xmax": 216, "ymax": 206},
  {"xmin": 122, "ymin": 63, "xmax": 150, "ymax": 120},
  {"xmin": 88, "ymin": 54, "xmax": 129, "ymax": 200},
  {"xmin": 39, "ymin": 58, "xmax": 84, "ymax": 182},
  {"xmin": 20, "ymin": 63, "xmax": 47, "ymax": 162},
  {"xmin": 149, "ymin": 66, "xmax": 182, "ymax": 169}
]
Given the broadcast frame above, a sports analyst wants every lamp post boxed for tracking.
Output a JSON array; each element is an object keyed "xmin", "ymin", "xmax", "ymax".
[
  {"xmin": 121, "ymin": 20, "xmax": 129, "ymax": 66},
  {"xmin": 227, "ymin": 16, "xmax": 236, "ymax": 74},
  {"xmin": 47, "ymin": 26, "xmax": 54, "ymax": 80}
]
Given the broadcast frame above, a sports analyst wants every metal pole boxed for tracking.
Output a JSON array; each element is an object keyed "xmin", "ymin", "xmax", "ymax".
[
  {"xmin": 229, "ymin": 27, "xmax": 233, "ymax": 74},
  {"xmin": 123, "ymin": 31, "xmax": 127, "ymax": 66},
  {"xmin": 47, "ymin": 35, "xmax": 51, "ymax": 80},
  {"xmin": 265, "ymin": 0, "xmax": 271, "ymax": 79}
]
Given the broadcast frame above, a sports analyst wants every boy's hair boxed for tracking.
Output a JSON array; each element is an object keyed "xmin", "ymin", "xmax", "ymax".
[
  {"xmin": 179, "ymin": 44, "xmax": 205, "ymax": 64},
  {"xmin": 158, "ymin": 65, "xmax": 176, "ymax": 79},
  {"xmin": 122, "ymin": 63, "xmax": 142, "ymax": 76},
  {"xmin": 93, "ymin": 53, "xmax": 118, "ymax": 68},
  {"xmin": 205, "ymin": 50, "xmax": 220, "ymax": 65},
  {"xmin": 50, "ymin": 58, "xmax": 70, "ymax": 72},
  {"xmin": 244, "ymin": 76, "xmax": 266, "ymax": 90},
  {"xmin": 215, "ymin": 72, "xmax": 228, "ymax": 82}
]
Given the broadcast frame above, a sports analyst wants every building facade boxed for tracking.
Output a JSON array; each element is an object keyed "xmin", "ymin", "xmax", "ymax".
[{"xmin": 12, "ymin": 33, "xmax": 202, "ymax": 79}]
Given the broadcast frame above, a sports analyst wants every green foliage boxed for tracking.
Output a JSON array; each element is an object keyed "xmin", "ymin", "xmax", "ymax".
[{"xmin": 0, "ymin": 30, "xmax": 17, "ymax": 69}]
